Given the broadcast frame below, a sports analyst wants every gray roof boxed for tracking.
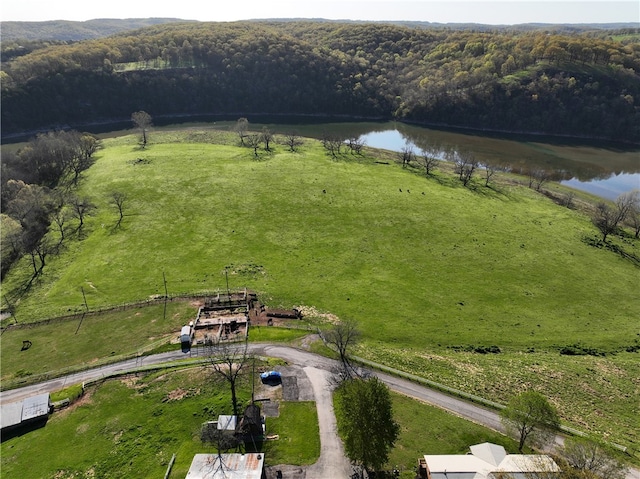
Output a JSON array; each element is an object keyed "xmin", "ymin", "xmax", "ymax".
[
  {"xmin": 21, "ymin": 393, "xmax": 51, "ymax": 421},
  {"xmin": 0, "ymin": 401, "xmax": 24, "ymax": 430},
  {"xmin": 217, "ymin": 415, "xmax": 237, "ymax": 431}
]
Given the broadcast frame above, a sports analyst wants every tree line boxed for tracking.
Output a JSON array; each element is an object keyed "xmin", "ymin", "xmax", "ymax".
[
  {"xmin": 1, "ymin": 21, "xmax": 639, "ymax": 141},
  {"xmin": 0, "ymin": 118, "xmax": 142, "ymax": 286}
]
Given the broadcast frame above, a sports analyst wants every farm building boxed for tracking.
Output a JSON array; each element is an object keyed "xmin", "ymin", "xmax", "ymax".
[
  {"xmin": 185, "ymin": 453, "xmax": 265, "ymax": 479},
  {"xmin": 418, "ymin": 442, "xmax": 560, "ymax": 479},
  {"xmin": 1, "ymin": 393, "xmax": 52, "ymax": 438}
]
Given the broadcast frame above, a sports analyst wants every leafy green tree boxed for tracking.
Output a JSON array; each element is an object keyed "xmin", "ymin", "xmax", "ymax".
[
  {"xmin": 334, "ymin": 377, "xmax": 399, "ymax": 476},
  {"xmin": 1, "ymin": 214, "xmax": 23, "ymax": 278},
  {"xmin": 500, "ymin": 390, "xmax": 560, "ymax": 452}
]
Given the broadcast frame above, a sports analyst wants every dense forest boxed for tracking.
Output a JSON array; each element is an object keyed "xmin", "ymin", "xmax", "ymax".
[{"xmin": 1, "ymin": 21, "xmax": 639, "ymax": 141}]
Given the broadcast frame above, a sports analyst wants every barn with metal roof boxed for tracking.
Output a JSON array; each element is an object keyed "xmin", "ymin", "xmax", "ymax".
[{"xmin": 185, "ymin": 453, "xmax": 265, "ymax": 479}]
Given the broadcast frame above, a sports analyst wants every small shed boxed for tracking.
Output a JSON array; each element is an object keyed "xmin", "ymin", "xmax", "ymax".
[
  {"xmin": 217, "ymin": 415, "xmax": 237, "ymax": 432},
  {"xmin": 180, "ymin": 325, "xmax": 192, "ymax": 344}
]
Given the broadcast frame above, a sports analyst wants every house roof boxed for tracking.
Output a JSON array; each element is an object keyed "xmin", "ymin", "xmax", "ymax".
[
  {"xmin": 423, "ymin": 443, "xmax": 559, "ymax": 479},
  {"xmin": 185, "ymin": 453, "xmax": 264, "ymax": 479}
]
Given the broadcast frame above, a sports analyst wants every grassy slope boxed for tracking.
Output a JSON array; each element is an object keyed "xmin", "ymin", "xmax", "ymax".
[{"xmin": 2, "ymin": 130, "xmax": 639, "ymax": 450}]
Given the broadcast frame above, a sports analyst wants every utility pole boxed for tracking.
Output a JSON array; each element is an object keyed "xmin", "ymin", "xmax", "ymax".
[
  {"xmin": 163, "ymin": 271, "xmax": 168, "ymax": 320},
  {"xmin": 225, "ymin": 267, "xmax": 230, "ymax": 304}
]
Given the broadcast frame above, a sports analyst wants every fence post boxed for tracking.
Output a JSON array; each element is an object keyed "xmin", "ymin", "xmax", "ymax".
[{"xmin": 164, "ymin": 453, "xmax": 177, "ymax": 479}]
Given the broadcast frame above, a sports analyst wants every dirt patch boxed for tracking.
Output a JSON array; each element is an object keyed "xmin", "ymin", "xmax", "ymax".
[
  {"xmin": 294, "ymin": 305, "xmax": 339, "ymax": 324},
  {"xmin": 55, "ymin": 389, "xmax": 94, "ymax": 419},
  {"xmin": 163, "ymin": 387, "xmax": 200, "ymax": 402},
  {"xmin": 264, "ymin": 465, "xmax": 308, "ymax": 479},
  {"xmin": 120, "ymin": 376, "xmax": 141, "ymax": 388},
  {"xmin": 295, "ymin": 334, "xmax": 321, "ymax": 351}
]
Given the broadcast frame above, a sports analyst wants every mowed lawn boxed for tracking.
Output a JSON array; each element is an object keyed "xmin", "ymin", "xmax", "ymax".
[{"xmin": 2, "ymin": 130, "xmax": 639, "ymax": 451}]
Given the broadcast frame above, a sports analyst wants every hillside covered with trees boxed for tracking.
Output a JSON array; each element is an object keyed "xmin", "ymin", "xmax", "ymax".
[{"xmin": 2, "ymin": 21, "xmax": 639, "ymax": 141}]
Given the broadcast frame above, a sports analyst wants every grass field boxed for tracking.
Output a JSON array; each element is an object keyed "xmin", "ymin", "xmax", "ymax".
[
  {"xmin": 0, "ymin": 365, "xmax": 522, "ymax": 479},
  {"xmin": 0, "ymin": 367, "xmax": 319, "ymax": 479},
  {"xmin": 1, "ymin": 129, "xmax": 639, "ymax": 455}
]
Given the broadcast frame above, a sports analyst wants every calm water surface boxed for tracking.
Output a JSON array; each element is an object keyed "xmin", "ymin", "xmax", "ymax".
[{"xmin": 357, "ymin": 124, "xmax": 639, "ymax": 201}]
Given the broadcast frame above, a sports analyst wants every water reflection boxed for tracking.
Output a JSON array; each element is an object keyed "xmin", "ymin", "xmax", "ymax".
[{"xmin": 359, "ymin": 125, "xmax": 639, "ymax": 201}]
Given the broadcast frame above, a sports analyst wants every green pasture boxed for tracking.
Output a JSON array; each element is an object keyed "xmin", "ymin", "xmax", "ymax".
[
  {"xmin": 1, "ymin": 129, "xmax": 639, "ymax": 453},
  {"xmin": 0, "ymin": 302, "xmax": 196, "ymax": 386},
  {"xmin": 3, "ymin": 131, "xmax": 637, "ymax": 351}
]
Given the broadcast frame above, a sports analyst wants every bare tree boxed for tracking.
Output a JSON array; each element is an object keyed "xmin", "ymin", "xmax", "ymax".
[
  {"xmin": 321, "ymin": 133, "xmax": 344, "ymax": 158},
  {"xmin": 70, "ymin": 195, "xmax": 96, "ymax": 230},
  {"xmin": 205, "ymin": 338, "xmax": 251, "ymax": 417},
  {"xmin": 532, "ymin": 169, "xmax": 550, "ymax": 192},
  {"xmin": 623, "ymin": 190, "xmax": 640, "ymax": 238},
  {"xmin": 454, "ymin": 152, "xmax": 478, "ymax": 186},
  {"xmin": 483, "ymin": 163, "xmax": 498, "ymax": 187},
  {"xmin": 27, "ymin": 234, "xmax": 55, "ymax": 277},
  {"xmin": 110, "ymin": 191, "xmax": 127, "ymax": 228},
  {"xmin": 347, "ymin": 137, "xmax": 365, "ymax": 155},
  {"xmin": 561, "ymin": 437, "xmax": 628, "ymax": 479},
  {"xmin": 245, "ymin": 134, "xmax": 261, "ymax": 157},
  {"xmin": 67, "ymin": 132, "xmax": 99, "ymax": 186},
  {"xmin": 234, "ymin": 117, "xmax": 249, "ymax": 146},
  {"xmin": 563, "ymin": 191, "xmax": 576, "ymax": 209},
  {"xmin": 323, "ymin": 319, "xmax": 361, "ymax": 380},
  {"xmin": 131, "ymin": 111, "xmax": 152, "ymax": 148},
  {"xmin": 592, "ymin": 192, "xmax": 636, "ymax": 242},
  {"xmin": 260, "ymin": 127, "xmax": 274, "ymax": 151},
  {"xmin": 525, "ymin": 168, "xmax": 550, "ymax": 191},
  {"xmin": 421, "ymin": 153, "xmax": 439, "ymax": 176},
  {"xmin": 283, "ymin": 131, "xmax": 303, "ymax": 152},
  {"xmin": 400, "ymin": 142, "xmax": 415, "ymax": 168},
  {"xmin": 51, "ymin": 209, "xmax": 69, "ymax": 246}
]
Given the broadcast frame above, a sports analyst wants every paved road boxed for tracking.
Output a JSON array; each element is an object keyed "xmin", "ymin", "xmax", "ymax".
[{"xmin": 2, "ymin": 344, "xmax": 638, "ymax": 479}]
